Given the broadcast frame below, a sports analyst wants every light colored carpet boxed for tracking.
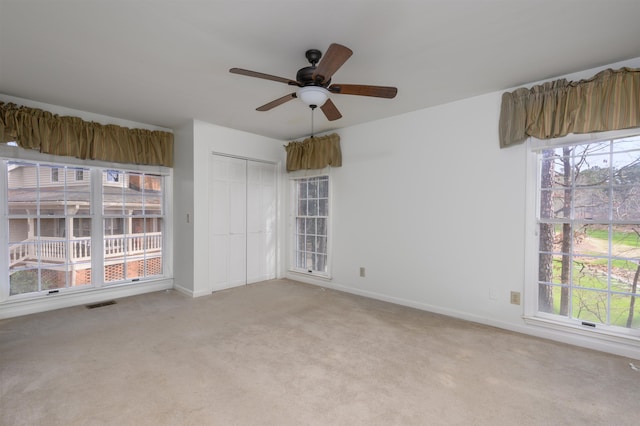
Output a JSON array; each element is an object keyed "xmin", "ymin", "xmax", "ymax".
[{"xmin": 1, "ymin": 279, "xmax": 637, "ymax": 426}]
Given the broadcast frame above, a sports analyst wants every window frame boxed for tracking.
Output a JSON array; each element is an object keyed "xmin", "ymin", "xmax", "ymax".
[
  {"xmin": 524, "ymin": 128, "xmax": 640, "ymax": 342},
  {"xmin": 0, "ymin": 143, "xmax": 172, "ymax": 302},
  {"xmin": 288, "ymin": 169, "xmax": 332, "ymax": 279}
]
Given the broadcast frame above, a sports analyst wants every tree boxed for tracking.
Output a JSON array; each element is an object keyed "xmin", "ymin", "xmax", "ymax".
[
  {"xmin": 559, "ymin": 147, "xmax": 572, "ymax": 316},
  {"xmin": 538, "ymin": 150, "xmax": 555, "ymax": 313}
]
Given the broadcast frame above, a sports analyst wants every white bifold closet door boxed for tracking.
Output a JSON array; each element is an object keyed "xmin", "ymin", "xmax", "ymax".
[{"xmin": 210, "ymin": 155, "xmax": 276, "ymax": 291}]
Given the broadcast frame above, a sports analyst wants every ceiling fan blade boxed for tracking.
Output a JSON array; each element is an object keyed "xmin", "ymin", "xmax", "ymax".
[
  {"xmin": 256, "ymin": 93, "xmax": 297, "ymax": 111},
  {"xmin": 312, "ymin": 43, "xmax": 353, "ymax": 84},
  {"xmin": 320, "ymin": 99, "xmax": 342, "ymax": 121},
  {"xmin": 328, "ymin": 84, "xmax": 397, "ymax": 99},
  {"xmin": 230, "ymin": 68, "xmax": 300, "ymax": 86}
]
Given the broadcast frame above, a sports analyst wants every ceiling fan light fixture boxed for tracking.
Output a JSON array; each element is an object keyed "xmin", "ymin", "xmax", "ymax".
[{"xmin": 297, "ymin": 86, "xmax": 329, "ymax": 107}]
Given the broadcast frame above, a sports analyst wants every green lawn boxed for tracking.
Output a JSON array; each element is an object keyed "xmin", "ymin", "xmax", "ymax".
[{"xmin": 586, "ymin": 227, "xmax": 640, "ymax": 248}]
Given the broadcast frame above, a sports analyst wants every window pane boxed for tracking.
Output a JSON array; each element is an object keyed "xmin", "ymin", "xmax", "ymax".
[
  {"xmin": 308, "ymin": 180, "xmax": 318, "ymax": 198},
  {"xmin": 572, "ymin": 288, "xmax": 607, "ymax": 325},
  {"xmin": 612, "ymin": 185, "xmax": 640, "ymax": 220},
  {"xmin": 73, "ymin": 218, "xmax": 92, "ymax": 237},
  {"xmin": 144, "ymin": 194, "xmax": 163, "ymax": 215},
  {"xmin": 70, "ymin": 235, "xmax": 91, "ymax": 260},
  {"xmin": 305, "ymin": 218, "xmax": 316, "ymax": 235},
  {"xmin": 537, "ymin": 283, "xmax": 555, "ymax": 314},
  {"xmin": 317, "ymin": 236, "xmax": 327, "ymax": 253},
  {"xmin": 317, "ymin": 218, "xmax": 327, "ymax": 235},
  {"xmin": 298, "ymin": 181, "xmax": 307, "ymax": 199},
  {"xmin": 314, "ymin": 254, "xmax": 326, "ymax": 272},
  {"xmin": 307, "ymin": 199, "xmax": 318, "ymax": 216},
  {"xmin": 573, "ymin": 226, "xmax": 608, "ymax": 258},
  {"xmin": 306, "ymin": 236, "xmax": 316, "ymax": 253},
  {"xmin": 39, "ymin": 188, "xmax": 66, "ymax": 208},
  {"xmin": 318, "ymin": 179, "xmax": 328, "ymax": 197},
  {"xmin": 296, "ymin": 251, "xmax": 306, "ymax": 269},
  {"xmin": 572, "ymin": 256, "xmax": 608, "ymax": 290},
  {"xmin": 67, "ymin": 191, "xmax": 91, "ymax": 213},
  {"xmin": 610, "ymin": 295, "xmax": 640, "ymax": 329},
  {"xmin": 539, "ymin": 189, "xmax": 567, "ymax": 219},
  {"xmin": 612, "ymin": 224, "xmax": 640, "ymax": 255},
  {"xmin": 574, "ymin": 188, "xmax": 609, "ymax": 221},
  {"xmin": 318, "ymin": 199, "xmax": 328, "ymax": 216},
  {"xmin": 298, "ymin": 200, "xmax": 307, "ymax": 216},
  {"xmin": 9, "ymin": 268, "xmax": 39, "ymax": 295}
]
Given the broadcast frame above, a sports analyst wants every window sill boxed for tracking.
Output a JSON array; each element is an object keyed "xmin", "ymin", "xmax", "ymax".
[
  {"xmin": 286, "ymin": 269, "xmax": 332, "ymax": 282},
  {"xmin": 523, "ymin": 315, "xmax": 640, "ymax": 359},
  {"xmin": 0, "ymin": 277, "xmax": 173, "ymax": 319}
]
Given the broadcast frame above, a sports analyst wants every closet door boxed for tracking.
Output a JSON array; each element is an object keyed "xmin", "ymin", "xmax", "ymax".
[
  {"xmin": 210, "ymin": 156, "xmax": 247, "ymax": 290},
  {"xmin": 246, "ymin": 161, "xmax": 277, "ymax": 284},
  {"xmin": 210, "ymin": 155, "xmax": 276, "ymax": 291}
]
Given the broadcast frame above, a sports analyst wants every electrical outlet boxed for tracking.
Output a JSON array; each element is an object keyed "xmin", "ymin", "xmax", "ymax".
[
  {"xmin": 510, "ymin": 291, "xmax": 521, "ymax": 305},
  {"xmin": 359, "ymin": 267, "xmax": 365, "ymax": 277}
]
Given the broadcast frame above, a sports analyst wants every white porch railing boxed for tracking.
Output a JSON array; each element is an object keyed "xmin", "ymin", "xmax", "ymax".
[{"xmin": 9, "ymin": 232, "xmax": 162, "ymax": 266}]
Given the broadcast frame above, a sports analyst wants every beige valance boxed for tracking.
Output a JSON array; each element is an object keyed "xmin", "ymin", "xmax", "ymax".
[
  {"xmin": 499, "ymin": 67, "xmax": 640, "ymax": 148},
  {"xmin": 0, "ymin": 102, "xmax": 174, "ymax": 167},
  {"xmin": 285, "ymin": 133, "xmax": 342, "ymax": 172}
]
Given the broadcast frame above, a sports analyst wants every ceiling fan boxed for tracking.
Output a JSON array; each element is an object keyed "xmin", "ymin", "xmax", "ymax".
[{"xmin": 229, "ymin": 43, "xmax": 397, "ymax": 121}]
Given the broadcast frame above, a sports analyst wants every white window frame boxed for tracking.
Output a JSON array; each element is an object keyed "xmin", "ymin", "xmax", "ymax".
[
  {"xmin": 0, "ymin": 143, "xmax": 172, "ymax": 303},
  {"xmin": 288, "ymin": 168, "xmax": 332, "ymax": 279},
  {"xmin": 524, "ymin": 128, "xmax": 640, "ymax": 345}
]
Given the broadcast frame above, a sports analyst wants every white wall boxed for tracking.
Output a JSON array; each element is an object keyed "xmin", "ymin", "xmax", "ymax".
[
  {"xmin": 286, "ymin": 57, "xmax": 640, "ymax": 359},
  {"xmin": 173, "ymin": 120, "xmax": 284, "ymax": 297},
  {"xmin": 295, "ymin": 92, "xmax": 526, "ymax": 327},
  {"xmin": 172, "ymin": 122, "xmax": 195, "ymax": 295}
]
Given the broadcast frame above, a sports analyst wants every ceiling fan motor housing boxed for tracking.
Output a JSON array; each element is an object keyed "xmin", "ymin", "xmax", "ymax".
[
  {"xmin": 296, "ymin": 66, "xmax": 330, "ymax": 86},
  {"xmin": 297, "ymin": 49, "xmax": 329, "ymax": 86}
]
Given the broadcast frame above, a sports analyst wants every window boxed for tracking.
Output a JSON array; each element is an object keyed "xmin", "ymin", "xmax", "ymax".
[
  {"xmin": 102, "ymin": 171, "xmax": 164, "ymax": 282},
  {"xmin": 530, "ymin": 133, "xmax": 640, "ymax": 335},
  {"xmin": 292, "ymin": 175, "xmax": 330, "ymax": 275},
  {"xmin": 7, "ymin": 162, "xmax": 91, "ymax": 296},
  {"xmin": 3, "ymin": 160, "xmax": 166, "ymax": 299}
]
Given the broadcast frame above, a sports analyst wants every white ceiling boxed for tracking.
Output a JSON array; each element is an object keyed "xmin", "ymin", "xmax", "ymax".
[{"xmin": 1, "ymin": 0, "xmax": 640, "ymax": 141}]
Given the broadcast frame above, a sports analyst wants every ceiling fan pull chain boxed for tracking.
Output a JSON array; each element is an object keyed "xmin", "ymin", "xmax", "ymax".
[{"xmin": 310, "ymin": 105, "xmax": 316, "ymax": 138}]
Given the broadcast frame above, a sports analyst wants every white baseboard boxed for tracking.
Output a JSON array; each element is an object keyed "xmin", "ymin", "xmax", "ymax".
[
  {"xmin": 172, "ymin": 283, "xmax": 211, "ymax": 298},
  {"xmin": 0, "ymin": 279, "xmax": 173, "ymax": 319},
  {"xmin": 173, "ymin": 283, "xmax": 194, "ymax": 297},
  {"xmin": 288, "ymin": 275, "xmax": 640, "ymax": 361}
]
